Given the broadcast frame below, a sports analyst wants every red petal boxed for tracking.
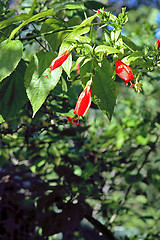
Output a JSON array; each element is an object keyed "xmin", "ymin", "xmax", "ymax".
[
  {"xmin": 49, "ymin": 50, "xmax": 69, "ymax": 71},
  {"xmin": 74, "ymin": 87, "xmax": 91, "ymax": 117},
  {"xmin": 115, "ymin": 59, "xmax": 134, "ymax": 84}
]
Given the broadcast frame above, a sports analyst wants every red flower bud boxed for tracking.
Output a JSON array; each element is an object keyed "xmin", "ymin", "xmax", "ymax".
[
  {"xmin": 115, "ymin": 59, "xmax": 134, "ymax": 86},
  {"xmin": 156, "ymin": 39, "xmax": 160, "ymax": 48},
  {"xmin": 98, "ymin": 10, "xmax": 100, "ymax": 15},
  {"xmin": 49, "ymin": 50, "xmax": 69, "ymax": 73},
  {"xmin": 74, "ymin": 86, "xmax": 91, "ymax": 117}
]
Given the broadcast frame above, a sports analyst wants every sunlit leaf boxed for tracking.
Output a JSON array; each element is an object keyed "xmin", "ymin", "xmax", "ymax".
[
  {"xmin": 92, "ymin": 59, "xmax": 119, "ymax": 120},
  {"xmin": 0, "ymin": 60, "xmax": 27, "ymax": 119},
  {"xmin": 0, "ymin": 40, "xmax": 23, "ymax": 82}
]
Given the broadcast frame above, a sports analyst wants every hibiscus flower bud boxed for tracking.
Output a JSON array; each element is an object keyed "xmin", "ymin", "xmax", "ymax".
[
  {"xmin": 156, "ymin": 39, "xmax": 160, "ymax": 48},
  {"xmin": 49, "ymin": 50, "xmax": 69, "ymax": 72},
  {"xmin": 45, "ymin": 50, "xmax": 70, "ymax": 78},
  {"xmin": 74, "ymin": 86, "xmax": 91, "ymax": 117},
  {"xmin": 115, "ymin": 59, "xmax": 134, "ymax": 86}
]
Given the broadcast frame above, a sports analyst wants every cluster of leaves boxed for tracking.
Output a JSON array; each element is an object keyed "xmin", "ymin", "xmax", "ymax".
[
  {"xmin": 0, "ymin": 0, "xmax": 160, "ymax": 240},
  {"xmin": 0, "ymin": 0, "xmax": 159, "ymax": 123}
]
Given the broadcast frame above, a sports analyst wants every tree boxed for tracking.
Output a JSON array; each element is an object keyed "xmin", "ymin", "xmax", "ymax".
[{"xmin": 0, "ymin": 0, "xmax": 160, "ymax": 239}]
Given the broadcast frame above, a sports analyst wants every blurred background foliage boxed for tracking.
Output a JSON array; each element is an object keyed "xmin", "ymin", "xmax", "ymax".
[{"xmin": 0, "ymin": 0, "xmax": 160, "ymax": 240}]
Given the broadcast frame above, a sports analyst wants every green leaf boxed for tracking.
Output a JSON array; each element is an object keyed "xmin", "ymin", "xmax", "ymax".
[
  {"xmin": 41, "ymin": 18, "xmax": 67, "ymax": 52},
  {"xmin": 95, "ymin": 45, "xmax": 121, "ymax": 54},
  {"xmin": 125, "ymin": 174, "xmax": 143, "ymax": 184},
  {"xmin": 92, "ymin": 59, "xmax": 119, "ymax": 120},
  {"xmin": 56, "ymin": 2, "xmax": 85, "ymax": 11},
  {"xmin": 24, "ymin": 51, "xmax": 56, "ymax": 86},
  {"xmin": 0, "ymin": 13, "xmax": 28, "ymax": 30},
  {"xmin": 0, "ymin": 40, "xmax": 23, "ymax": 82},
  {"xmin": 25, "ymin": 53, "xmax": 62, "ymax": 117},
  {"xmin": 65, "ymin": 27, "xmax": 90, "ymax": 42},
  {"xmin": 0, "ymin": 60, "xmax": 27, "ymax": 120},
  {"xmin": 80, "ymin": 59, "xmax": 93, "ymax": 87},
  {"xmin": 122, "ymin": 51, "xmax": 144, "ymax": 65},
  {"xmin": 78, "ymin": 14, "xmax": 97, "ymax": 28},
  {"xmin": 122, "ymin": 35, "xmax": 139, "ymax": 51},
  {"xmin": 84, "ymin": 1, "xmax": 108, "ymax": 10},
  {"xmin": 0, "ymin": 25, "xmax": 16, "ymax": 42},
  {"xmin": 9, "ymin": 9, "xmax": 54, "ymax": 40},
  {"xmin": 70, "ymin": 56, "xmax": 85, "ymax": 73},
  {"xmin": 0, "ymin": 115, "xmax": 4, "ymax": 123}
]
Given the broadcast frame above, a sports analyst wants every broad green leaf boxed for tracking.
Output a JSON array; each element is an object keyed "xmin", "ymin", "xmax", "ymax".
[
  {"xmin": 122, "ymin": 51, "xmax": 144, "ymax": 65},
  {"xmin": 95, "ymin": 45, "xmax": 121, "ymax": 54},
  {"xmin": 68, "ymin": 16, "xmax": 82, "ymax": 27},
  {"xmin": 77, "ymin": 36, "xmax": 91, "ymax": 43},
  {"xmin": 0, "ymin": 40, "xmax": 23, "ymax": 82},
  {"xmin": 84, "ymin": 0, "xmax": 108, "ymax": 10},
  {"xmin": 0, "ymin": 60, "xmax": 27, "ymax": 119},
  {"xmin": 122, "ymin": 35, "xmax": 139, "ymax": 51},
  {"xmin": 25, "ymin": 53, "xmax": 62, "ymax": 117},
  {"xmin": 65, "ymin": 27, "xmax": 90, "ymax": 42},
  {"xmin": 78, "ymin": 14, "xmax": 97, "ymax": 28},
  {"xmin": 25, "ymin": 51, "xmax": 56, "ymax": 86},
  {"xmin": 0, "ymin": 13, "xmax": 28, "ymax": 30},
  {"xmin": 80, "ymin": 59, "xmax": 93, "ymax": 87},
  {"xmin": 92, "ymin": 59, "xmax": 119, "ymax": 120},
  {"xmin": 9, "ymin": 9, "xmax": 54, "ymax": 40},
  {"xmin": 56, "ymin": 2, "xmax": 85, "ymax": 11},
  {"xmin": 41, "ymin": 18, "xmax": 67, "ymax": 52},
  {"xmin": 0, "ymin": 25, "xmax": 16, "ymax": 43},
  {"xmin": 79, "ymin": 14, "xmax": 97, "ymax": 28}
]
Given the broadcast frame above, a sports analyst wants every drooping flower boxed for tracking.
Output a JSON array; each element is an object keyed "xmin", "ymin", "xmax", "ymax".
[
  {"xmin": 115, "ymin": 59, "xmax": 134, "ymax": 86},
  {"xmin": 45, "ymin": 50, "xmax": 70, "ymax": 77},
  {"xmin": 156, "ymin": 39, "xmax": 160, "ymax": 48},
  {"xmin": 49, "ymin": 50, "xmax": 69, "ymax": 71},
  {"xmin": 74, "ymin": 86, "xmax": 91, "ymax": 117}
]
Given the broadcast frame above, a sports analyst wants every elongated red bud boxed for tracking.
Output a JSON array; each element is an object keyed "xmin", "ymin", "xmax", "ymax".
[
  {"xmin": 115, "ymin": 59, "xmax": 134, "ymax": 86},
  {"xmin": 156, "ymin": 39, "xmax": 160, "ymax": 48},
  {"xmin": 74, "ymin": 86, "xmax": 91, "ymax": 117},
  {"xmin": 49, "ymin": 50, "xmax": 69, "ymax": 72}
]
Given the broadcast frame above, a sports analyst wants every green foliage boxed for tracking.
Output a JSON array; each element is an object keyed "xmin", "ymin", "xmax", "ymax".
[
  {"xmin": 92, "ymin": 59, "xmax": 119, "ymax": 120},
  {"xmin": 0, "ymin": 40, "xmax": 23, "ymax": 82},
  {"xmin": 0, "ymin": 59, "xmax": 27, "ymax": 119},
  {"xmin": 0, "ymin": 1, "xmax": 160, "ymax": 240}
]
